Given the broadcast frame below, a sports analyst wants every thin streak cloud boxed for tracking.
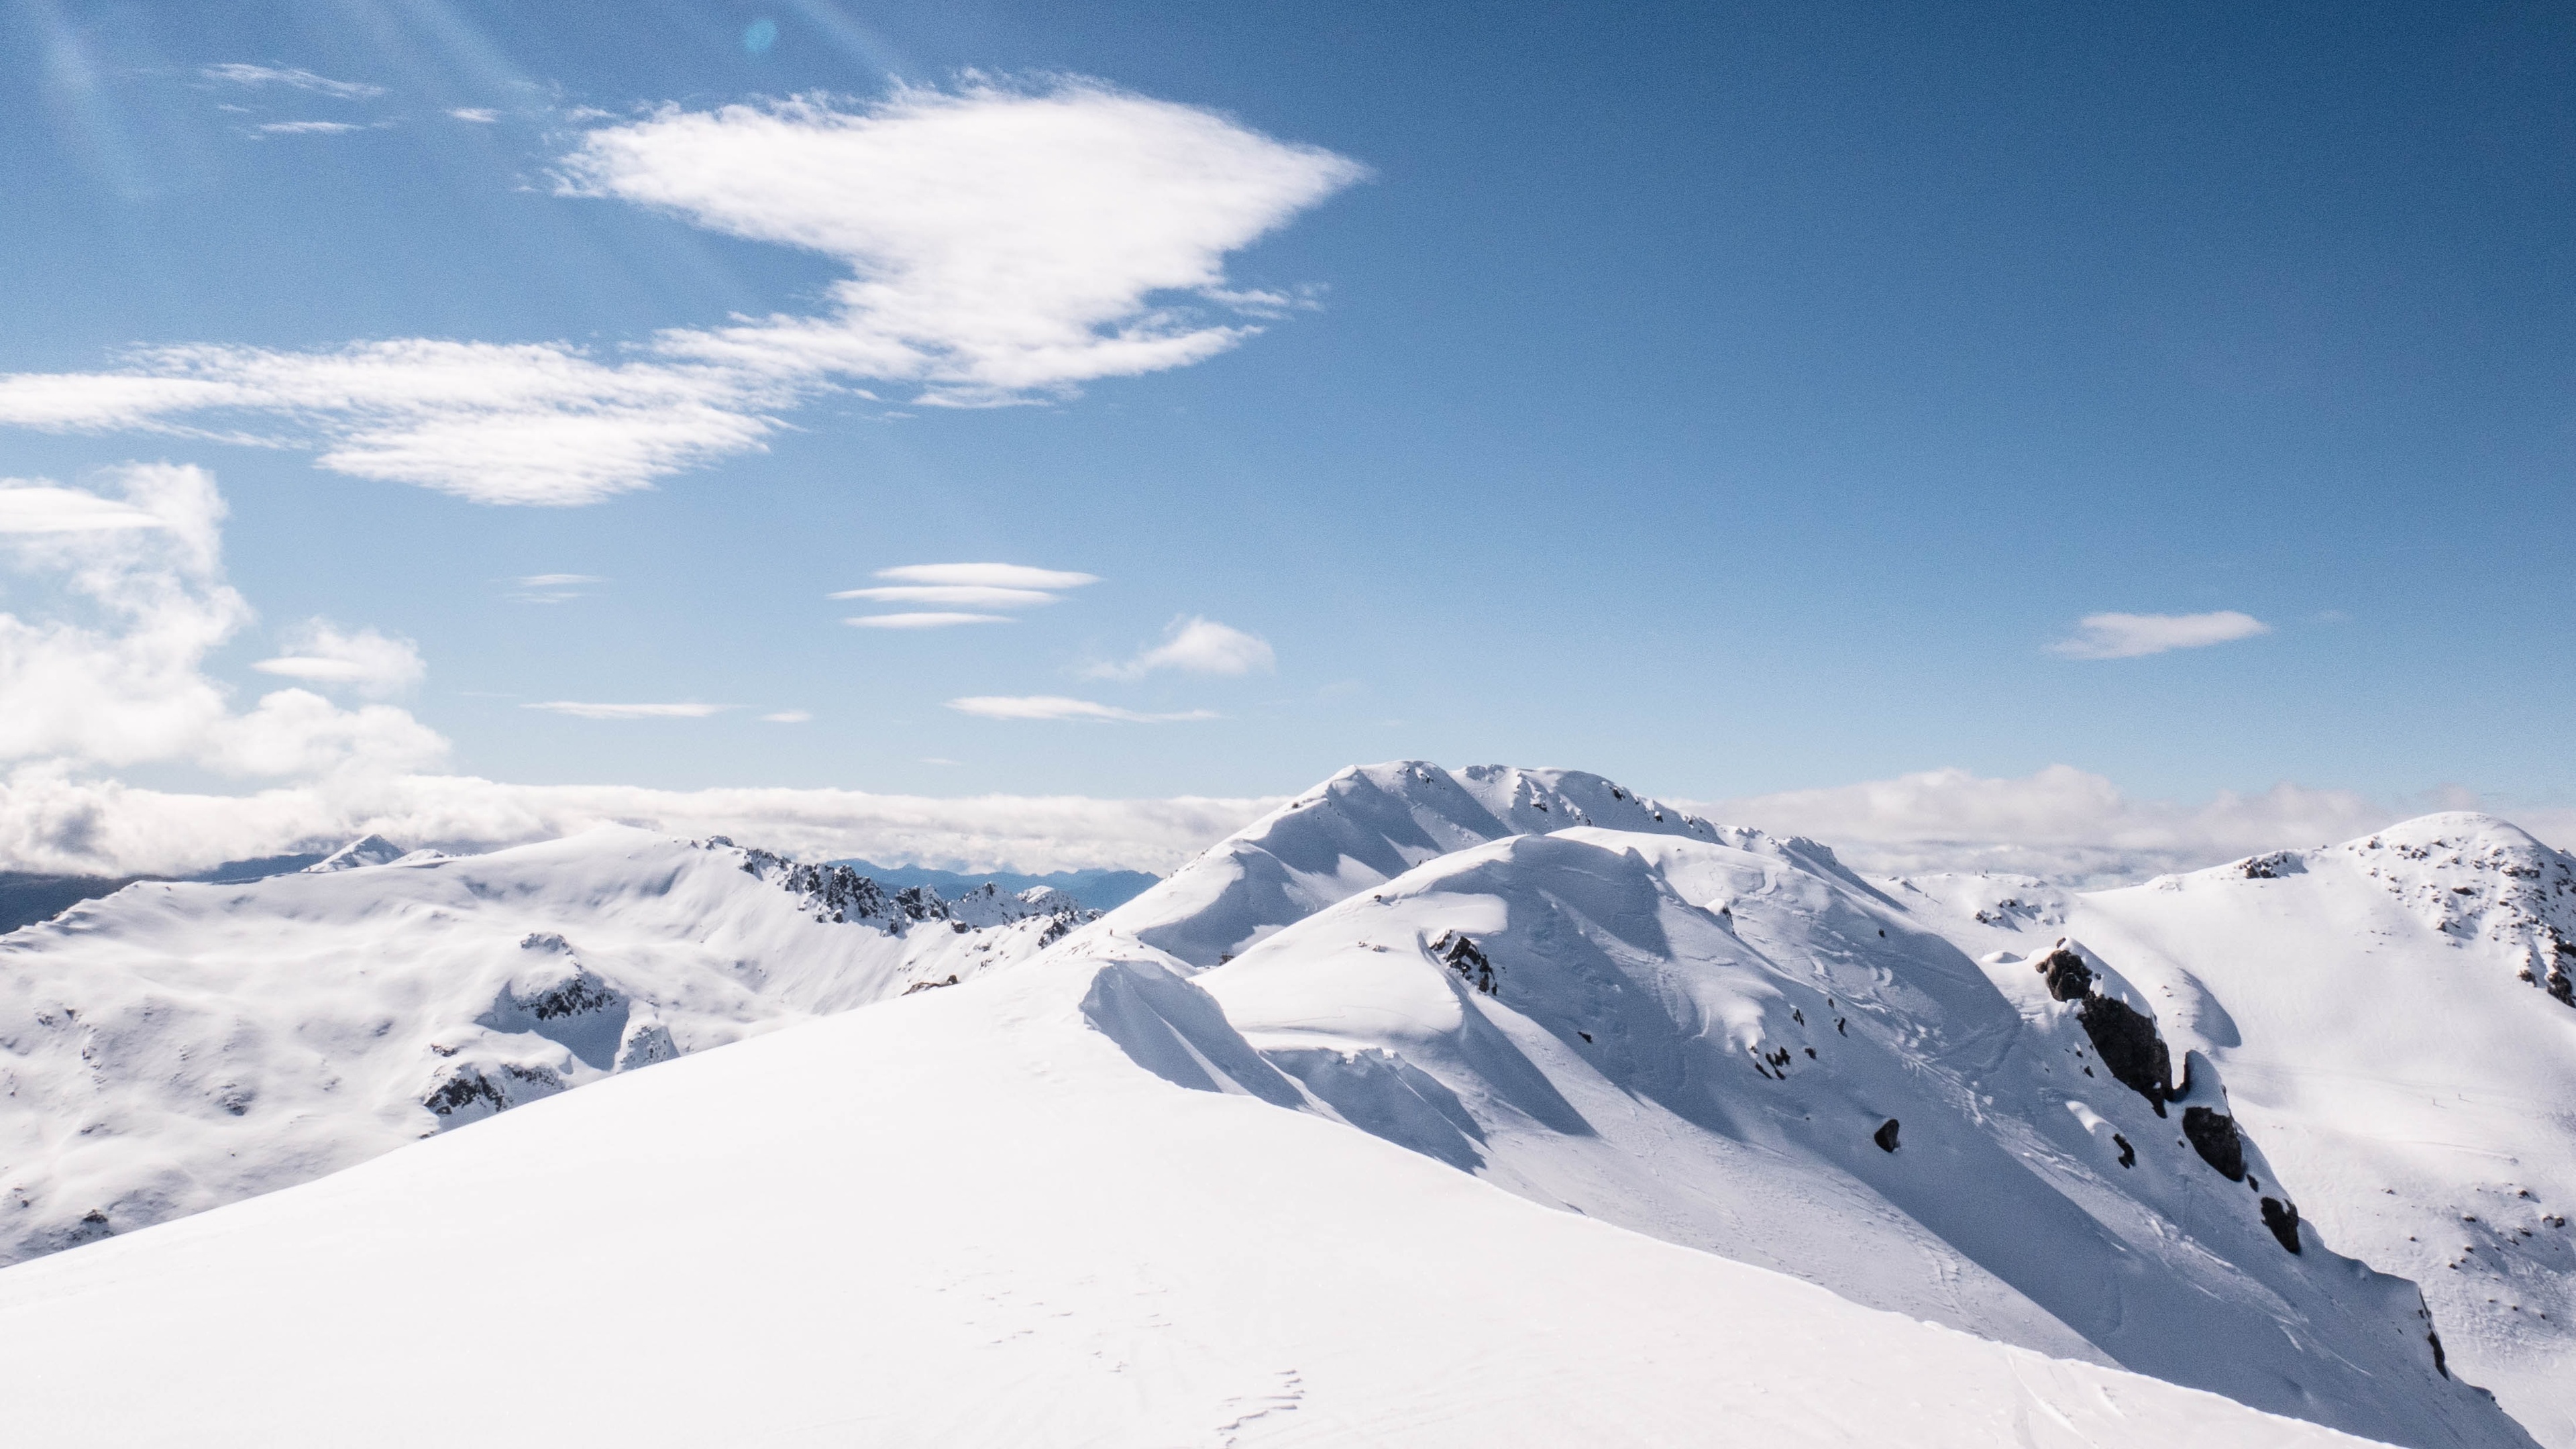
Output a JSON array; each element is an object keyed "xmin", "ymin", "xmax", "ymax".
[{"xmin": 946, "ymin": 695, "xmax": 1217, "ymax": 723}]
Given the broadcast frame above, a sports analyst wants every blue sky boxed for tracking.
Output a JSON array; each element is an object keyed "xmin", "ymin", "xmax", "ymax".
[{"xmin": 1, "ymin": 1, "xmax": 2570, "ymax": 874}]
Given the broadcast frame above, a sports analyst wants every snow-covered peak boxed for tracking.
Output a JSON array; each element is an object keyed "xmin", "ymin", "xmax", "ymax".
[
  {"xmin": 1078, "ymin": 760, "xmax": 1740, "ymax": 968},
  {"xmin": 301, "ymin": 833, "xmax": 408, "ymax": 872},
  {"xmin": 1179, "ymin": 823, "xmax": 2507, "ymax": 1446}
]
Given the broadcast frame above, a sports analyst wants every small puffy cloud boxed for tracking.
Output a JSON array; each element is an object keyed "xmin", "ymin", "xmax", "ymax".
[
  {"xmin": 200, "ymin": 64, "xmax": 386, "ymax": 100},
  {"xmin": 448, "ymin": 108, "xmax": 500, "ymax": 123},
  {"xmin": 256, "ymin": 121, "xmax": 366, "ymax": 136},
  {"xmin": 0, "ymin": 464, "xmax": 445, "ymax": 778},
  {"xmin": 874, "ymin": 563, "xmax": 1099, "ymax": 590},
  {"xmin": 2049, "ymin": 610, "xmax": 2269, "ymax": 660},
  {"xmin": 1087, "ymin": 616, "xmax": 1274, "ymax": 680},
  {"xmin": 0, "ymin": 482, "xmax": 166, "ymax": 533},
  {"xmin": 759, "ymin": 710, "xmax": 812, "ymax": 723},
  {"xmin": 523, "ymin": 701, "xmax": 730, "ymax": 719},
  {"xmin": 947, "ymin": 694, "xmax": 1216, "ymax": 722},
  {"xmin": 0, "ymin": 83, "xmax": 1362, "ymax": 505},
  {"xmin": 252, "ymin": 622, "xmax": 425, "ymax": 697},
  {"xmin": 846, "ymin": 611, "xmax": 1012, "ymax": 629}
]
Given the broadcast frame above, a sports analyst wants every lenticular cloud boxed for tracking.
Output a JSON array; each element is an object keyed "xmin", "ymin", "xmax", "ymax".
[{"xmin": 0, "ymin": 81, "xmax": 1365, "ymax": 506}]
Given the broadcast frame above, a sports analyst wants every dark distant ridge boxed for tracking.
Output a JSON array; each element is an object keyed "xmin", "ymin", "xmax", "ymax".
[
  {"xmin": 0, "ymin": 851, "xmax": 337, "ymax": 935},
  {"xmin": 826, "ymin": 860, "xmax": 1159, "ymax": 912}
]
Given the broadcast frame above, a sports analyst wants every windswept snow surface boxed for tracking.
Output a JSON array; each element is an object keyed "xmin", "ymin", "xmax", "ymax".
[
  {"xmin": 1892, "ymin": 814, "xmax": 2576, "ymax": 1446},
  {"xmin": 0, "ymin": 826, "xmax": 1088, "ymax": 1262},
  {"xmin": 0, "ymin": 956, "xmax": 2401, "ymax": 1448}
]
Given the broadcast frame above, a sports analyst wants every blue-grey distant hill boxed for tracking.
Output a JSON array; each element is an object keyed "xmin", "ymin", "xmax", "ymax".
[{"xmin": 827, "ymin": 861, "xmax": 1159, "ymax": 912}]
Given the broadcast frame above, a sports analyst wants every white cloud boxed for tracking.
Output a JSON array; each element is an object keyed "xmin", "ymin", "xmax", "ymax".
[
  {"xmin": 251, "ymin": 622, "xmax": 424, "ymax": 697},
  {"xmin": 829, "ymin": 584, "xmax": 1061, "ymax": 608},
  {"xmin": 874, "ymin": 563, "xmax": 1099, "ymax": 590},
  {"xmin": 256, "ymin": 121, "xmax": 365, "ymax": 136},
  {"xmin": 448, "ymin": 108, "xmax": 499, "ymax": 123},
  {"xmin": 508, "ymin": 572, "xmax": 602, "ymax": 604},
  {"xmin": 759, "ymin": 710, "xmax": 812, "ymax": 724},
  {"xmin": 0, "ymin": 768, "xmax": 1280, "ymax": 877},
  {"xmin": 946, "ymin": 695, "xmax": 1216, "ymax": 723},
  {"xmin": 1693, "ymin": 764, "xmax": 2406, "ymax": 884},
  {"xmin": 2049, "ymin": 610, "xmax": 2270, "ymax": 660},
  {"xmin": 0, "ymin": 482, "xmax": 166, "ymax": 533},
  {"xmin": 1087, "ymin": 616, "xmax": 1274, "ymax": 680},
  {"xmin": 522, "ymin": 702, "xmax": 730, "ymax": 720},
  {"xmin": 0, "ymin": 83, "xmax": 1364, "ymax": 505},
  {"xmin": 846, "ymin": 612, "xmax": 1012, "ymax": 629},
  {"xmin": 200, "ymin": 64, "xmax": 386, "ymax": 100},
  {"xmin": 0, "ymin": 464, "xmax": 446, "ymax": 778}
]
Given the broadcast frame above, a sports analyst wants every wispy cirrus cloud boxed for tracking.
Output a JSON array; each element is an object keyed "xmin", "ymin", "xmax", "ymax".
[
  {"xmin": 947, "ymin": 695, "xmax": 1216, "ymax": 723},
  {"xmin": 837, "ymin": 559, "xmax": 1098, "ymax": 628},
  {"xmin": 447, "ymin": 107, "xmax": 499, "ymax": 123},
  {"xmin": 200, "ymin": 64, "xmax": 386, "ymax": 100},
  {"xmin": 847, "ymin": 612, "xmax": 1012, "ymax": 630},
  {"xmin": 2048, "ymin": 610, "xmax": 2270, "ymax": 660},
  {"xmin": 759, "ymin": 710, "xmax": 812, "ymax": 724},
  {"xmin": 507, "ymin": 573, "xmax": 603, "ymax": 604},
  {"xmin": 0, "ymin": 481, "xmax": 167, "ymax": 533},
  {"xmin": 522, "ymin": 701, "xmax": 730, "ymax": 720},
  {"xmin": 1086, "ymin": 616, "xmax": 1274, "ymax": 680},
  {"xmin": 0, "ymin": 82, "xmax": 1365, "ymax": 506},
  {"xmin": 255, "ymin": 120, "xmax": 369, "ymax": 137}
]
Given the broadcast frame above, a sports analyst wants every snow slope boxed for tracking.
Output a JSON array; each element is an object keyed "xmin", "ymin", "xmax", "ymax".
[
  {"xmin": 0, "ymin": 826, "xmax": 1087, "ymax": 1263},
  {"xmin": 0, "ymin": 954, "xmax": 2403, "ymax": 1449},
  {"xmin": 1888, "ymin": 815, "xmax": 2576, "ymax": 1446}
]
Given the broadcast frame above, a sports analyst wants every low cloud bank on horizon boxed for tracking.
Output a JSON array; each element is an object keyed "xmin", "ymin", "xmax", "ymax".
[{"xmin": 3, "ymin": 755, "xmax": 2562, "ymax": 885}]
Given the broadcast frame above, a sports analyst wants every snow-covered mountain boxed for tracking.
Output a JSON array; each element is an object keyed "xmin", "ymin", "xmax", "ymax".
[
  {"xmin": 1055, "ymin": 766, "xmax": 2520, "ymax": 1448},
  {"xmin": 1, "ymin": 761, "xmax": 2569, "ymax": 1446},
  {"xmin": 0, "ymin": 827, "xmax": 1089, "ymax": 1263},
  {"xmin": 0, "ymin": 942, "xmax": 2414, "ymax": 1448},
  {"xmin": 1890, "ymin": 814, "xmax": 2576, "ymax": 1446}
]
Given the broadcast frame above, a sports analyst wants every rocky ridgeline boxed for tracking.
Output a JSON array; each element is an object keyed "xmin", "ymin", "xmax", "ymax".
[
  {"xmin": 731, "ymin": 841, "xmax": 1097, "ymax": 941},
  {"xmin": 2240, "ymin": 818, "xmax": 2576, "ymax": 1008}
]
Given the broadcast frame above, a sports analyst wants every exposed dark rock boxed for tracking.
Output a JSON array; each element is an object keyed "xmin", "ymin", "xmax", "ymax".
[
  {"xmin": 2077, "ymin": 995, "xmax": 2174, "ymax": 1116},
  {"xmin": 2260, "ymin": 1197, "xmax": 2304, "ymax": 1254},
  {"xmin": 1432, "ymin": 932, "xmax": 1497, "ymax": 995},
  {"xmin": 1874, "ymin": 1118, "xmax": 1901, "ymax": 1153},
  {"xmin": 2429, "ymin": 1327, "xmax": 2449, "ymax": 1378},
  {"xmin": 902, "ymin": 974, "xmax": 961, "ymax": 996},
  {"xmin": 2239, "ymin": 851, "xmax": 2305, "ymax": 879},
  {"xmin": 2182, "ymin": 1106, "xmax": 2247, "ymax": 1181},
  {"xmin": 423, "ymin": 1070, "xmax": 505, "ymax": 1118},
  {"xmin": 2112, "ymin": 1132, "xmax": 2135, "ymax": 1168},
  {"xmin": 2033, "ymin": 946, "xmax": 2093, "ymax": 1002}
]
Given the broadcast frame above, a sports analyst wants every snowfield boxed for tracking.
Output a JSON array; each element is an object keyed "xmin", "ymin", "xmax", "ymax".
[
  {"xmin": 0, "ymin": 951, "xmax": 2404, "ymax": 1448},
  {"xmin": 0, "ymin": 763, "xmax": 2570, "ymax": 1446}
]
